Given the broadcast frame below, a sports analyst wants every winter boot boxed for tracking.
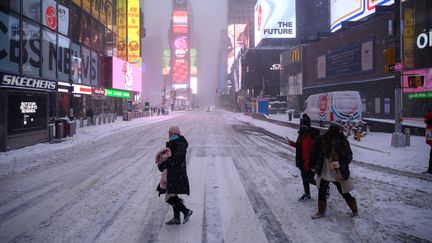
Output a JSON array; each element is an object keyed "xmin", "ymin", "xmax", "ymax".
[
  {"xmin": 166, "ymin": 197, "xmax": 181, "ymax": 225},
  {"xmin": 346, "ymin": 198, "xmax": 358, "ymax": 217},
  {"xmin": 298, "ymin": 194, "xmax": 312, "ymax": 202},
  {"xmin": 311, "ymin": 200, "xmax": 326, "ymax": 219},
  {"xmin": 183, "ymin": 210, "xmax": 193, "ymax": 224}
]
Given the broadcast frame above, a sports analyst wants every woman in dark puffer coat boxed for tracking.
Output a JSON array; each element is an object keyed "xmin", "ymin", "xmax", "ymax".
[{"xmin": 157, "ymin": 126, "xmax": 193, "ymax": 225}]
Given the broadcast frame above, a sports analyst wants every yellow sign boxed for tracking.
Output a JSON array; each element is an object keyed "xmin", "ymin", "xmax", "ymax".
[
  {"xmin": 127, "ymin": 0, "xmax": 141, "ymax": 66},
  {"xmin": 116, "ymin": 0, "xmax": 127, "ymax": 60},
  {"xmin": 82, "ymin": 0, "xmax": 91, "ymax": 13},
  {"xmin": 72, "ymin": 0, "xmax": 80, "ymax": 6},
  {"xmin": 403, "ymin": 8, "xmax": 415, "ymax": 69},
  {"xmin": 292, "ymin": 48, "xmax": 300, "ymax": 62}
]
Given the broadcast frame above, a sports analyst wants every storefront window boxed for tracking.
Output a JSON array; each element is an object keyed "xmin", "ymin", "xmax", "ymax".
[
  {"xmin": 69, "ymin": 3, "xmax": 80, "ymax": 42},
  {"xmin": 0, "ymin": 11, "xmax": 20, "ymax": 74},
  {"xmin": 23, "ymin": 0, "xmax": 41, "ymax": 23},
  {"xmin": 42, "ymin": 27, "xmax": 57, "ymax": 79},
  {"xmin": 91, "ymin": 52, "xmax": 99, "ymax": 86},
  {"xmin": 7, "ymin": 92, "xmax": 48, "ymax": 135},
  {"xmin": 80, "ymin": 11, "xmax": 91, "ymax": 47},
  {"xmin": 70, "ymin": 41, "xmax": 82, "ymax": 84},
  {"xmin": 22, "ymin": 20, "xmax": 41, "ymax": 77},
  {"xmin": 105, "ymin": 29, "xmax": 114, "ymax": 56},
  {"xmin": 58, "ymin": 3, "xmax": 70, "ymax": 36},
  {"xmin": 91, "ymin": 17, "xmax": 99, "ymax": 51},
  {"xmin": 42, "ymin": 0, "xmax": 57, "ymax": 31},
  {"xmin": 81, "ymin": 46, "xmax": 91, "ymax": 84},
  {"xmin": 58, "ymin": 35, "xmax": 70, "ymax": 81}
]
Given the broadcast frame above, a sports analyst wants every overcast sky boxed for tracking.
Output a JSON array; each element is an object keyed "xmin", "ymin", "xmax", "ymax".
[{"xmin": 142, "ymin": 0, "xmax": 227, "ymax": 106}]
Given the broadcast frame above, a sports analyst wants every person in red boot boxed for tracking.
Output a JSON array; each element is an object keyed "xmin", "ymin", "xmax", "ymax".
[
  {"xmin": 289, "ymin": 114, "xmax": 320, "ymax": 201},
  {"xmin": 425, "ymin": 112, "xmax": 432, "ymax": 174}
]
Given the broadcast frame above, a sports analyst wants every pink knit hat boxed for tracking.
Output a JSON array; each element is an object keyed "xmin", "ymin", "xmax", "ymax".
[{"xmin": 169, "ymin": 126, "xmax": 181, "ymax": 135}]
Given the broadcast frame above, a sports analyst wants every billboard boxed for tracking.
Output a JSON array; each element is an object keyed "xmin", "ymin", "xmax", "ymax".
[
  {"xmin": 116, "ymin": 0, "xmax": 127, "ymax": 60},
  {"xmin": 190, "ymin": 48, "xmax": 197, "ymax": 75},
  {"xmin": 173, "ymin": 10, "xmax": 188, "ymax": 34},
  {"xmin": 254, "ymin": 0, "xmax": 296, "ymax": 46},
  {"xmin": 127, "ymin": 0, "xmax": 140, "ymax": 65},
  {"xmin": 162, "ymin": 49, "xmax": 171, "ymax": 75},
  {"xmin": 112, "ymin": 57, "xmax": 142, "ymax": 92},
  {"xmin": 173, "ymin": 0, "xmax": 187, "ymax": 9},
  {"xmin": 331, "ymin": 0, "xmax": 394, "ymax": 32},
  {"xmin": 227, "ymin": 24, "xmax": 246, "ymax": 73},
  {"xmin": 172, "ymin": 35, "xmax": 189, "ymax": 84}
]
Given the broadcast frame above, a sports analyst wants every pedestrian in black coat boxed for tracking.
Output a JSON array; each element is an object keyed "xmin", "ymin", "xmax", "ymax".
[
  {"xmin": 310, "ymin": 122, "xmax": 358, "ymax": 219},
  {"xmin": 289, "ymin": 114, "xmax": 320, "ymax": 201},
  {"xmin": 158, "ymin": 126, "xmax": 193, "ymax": 225}
]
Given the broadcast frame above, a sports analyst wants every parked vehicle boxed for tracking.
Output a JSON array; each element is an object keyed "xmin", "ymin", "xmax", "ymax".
[{"xmin": 303, "ymin": 91, "xmax": 362, "ymax": 123}]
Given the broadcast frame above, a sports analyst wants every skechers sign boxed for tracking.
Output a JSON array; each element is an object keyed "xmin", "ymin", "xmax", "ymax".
[
  {"xmin": 254, "ymin": 0, "xmax": 296, "ymax": 46},
  {"xmin": 0, "ymin": 73, "xmax": 57, "ymax": 91}
]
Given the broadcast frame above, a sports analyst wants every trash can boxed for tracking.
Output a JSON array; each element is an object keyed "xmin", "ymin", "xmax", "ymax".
[{"xmin": 55, "ymin": 122, "xmax": 65, "ymax": 139}]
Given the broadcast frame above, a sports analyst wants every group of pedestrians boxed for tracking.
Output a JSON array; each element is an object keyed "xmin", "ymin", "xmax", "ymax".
[
  {"xmin": 290, "ymin": 114, "xmax": 358, "ymax": 219},
  {"xmin": 153, "ymin": 112, "xmax": 432, "ymax": 226}
]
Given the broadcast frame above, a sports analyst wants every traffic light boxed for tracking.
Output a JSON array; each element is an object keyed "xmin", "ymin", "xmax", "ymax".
[
  {"xmin": 407, "ymin": 76, "xmax": 424, "ymax": 88},
  {"xmin": 383, "ymin": 47, "xmax": 395, "ymax": 73}
]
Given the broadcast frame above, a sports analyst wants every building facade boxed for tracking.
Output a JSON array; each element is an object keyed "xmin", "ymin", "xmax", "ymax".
[{"xmin": 0, "ymin": 0, "xmax": 143, "ymax": 151}]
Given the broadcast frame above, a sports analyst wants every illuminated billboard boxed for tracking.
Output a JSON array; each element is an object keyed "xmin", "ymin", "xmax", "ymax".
[
  {"xmin": 190, "ymin": 48, "xmax": 197, "ymax": 76},
  {"xmin": 227, "ymin": 24, "xmax": 246, "ymax": 73},
  {"xmin": 331, "ymin": 0, "xmax": 394, "ymax": 32},
  {"xmin": 162, "ymin": 49, "xmax": 171, "ymax": 75},
  {"xmin": 254, "ymin": 0, "xmax": 296, "ymax": 46},
  {"xmin": 112, "ymin": 57, "xmax": 142, "ymax": 92},
  {"xmin": 127, "ymin": 0, "xmax": 140, "ymax": 65},
  {"xmin": 172, "ymin": 35, "xmax": 189, "ymax": 84}
]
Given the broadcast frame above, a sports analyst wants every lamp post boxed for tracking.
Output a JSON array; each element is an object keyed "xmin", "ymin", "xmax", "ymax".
[{"xmin": 391, "ymin": 0, "xmax": 405, "ymax": 147}]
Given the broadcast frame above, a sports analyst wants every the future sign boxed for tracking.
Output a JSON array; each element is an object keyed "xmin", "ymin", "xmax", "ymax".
[{"xmin": 254, "ymin": 0, "xmax": 296, "ymax": 46}]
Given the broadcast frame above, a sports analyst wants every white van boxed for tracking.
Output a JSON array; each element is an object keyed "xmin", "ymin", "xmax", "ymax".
[{"xmin": 303, "ymin": 91, "xmax": 362, "ymax": 122}]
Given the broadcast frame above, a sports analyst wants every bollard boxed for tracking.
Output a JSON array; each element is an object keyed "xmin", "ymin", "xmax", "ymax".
[
  {"xmin": 405, "ymin": 128, "xmax": 411, "ymax": 146},
  {"xmin": 103, "ymin": 115, "xmax": 106, "ymax": 124},
  {"xmin": 79, "ymin": 117, "xmax": 84, "ymax": 128},
  {"xmin": 108, "ymin": 114, "xmax": 111, "ymax": 123},
  {"xmin": 112, "ymin": 114, "xmax": 115, "ymax": 123},
  {"xmin": 98, "ymin": 116, "xmax": 102, "ymax": 125},
  {"xmin": 356, "ymin": 129, "xmax": 361, "ymax": 142},
  {"xmin": 87, "ymin": 117, "xmax": 91, "ymax": 126}
]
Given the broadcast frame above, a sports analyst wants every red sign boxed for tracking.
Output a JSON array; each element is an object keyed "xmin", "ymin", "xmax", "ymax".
[
  {"xmin": 319, "ymin": 95, "xmax": 328, "ymax": 116},
  {"xmin": 173, "ymin": 60, "xmax": 189, "ymax": 83},
  {"xmin": 92, "ymin": 87, "xmax": 105, "ymax": 95},
  {"xmin": 173, "ymin": 25, "xmax": 188, "ymax": 34},
  {"xmin": 46, "ymin": 6, "xmax": 57, "ymax": 30}
]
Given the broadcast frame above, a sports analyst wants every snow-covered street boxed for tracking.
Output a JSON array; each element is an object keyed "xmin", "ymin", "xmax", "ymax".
[{"xmin": 0, "ymin": 110, "xmax": 431, "ymax": 242}]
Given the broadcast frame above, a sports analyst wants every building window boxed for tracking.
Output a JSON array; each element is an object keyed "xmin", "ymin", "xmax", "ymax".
[
  {"xmin": 22, "ymin": 19, "xmax": 41, "ymax": 77},
  {"xmin": 0, "ymin": 12, "xmax": 20, "ymax": 74},
  {"xmin": 384, "ymin": 98, "xmax": 391, "ymax": 114},
  {"xmin": 375, "ymin": 97, "xmax": 381, "ymax": 114},
  {"xmin": 58, "ymin": 34, "xmax": 70, "ymax": 81},
  {"xmin": 23, "ymin": 0, "xmax": 41, "ymax": 23},
  {"xmin": 69, "ymin": 3, "xmax": 81, "ymax": 42},
  {"xmin": 42, "ymin": 28, "xmax": 57, "ymax": 79}
]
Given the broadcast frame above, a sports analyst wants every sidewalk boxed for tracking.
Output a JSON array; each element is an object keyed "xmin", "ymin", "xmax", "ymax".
[{"xmin": 228, "ymin": 112, "xmax": 430, "ymax": 175}]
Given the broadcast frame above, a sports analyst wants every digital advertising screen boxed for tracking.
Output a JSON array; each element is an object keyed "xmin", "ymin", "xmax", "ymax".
[
  {"xmin": 112, "ymin": 57, "xmax": 142, "ymax": 92},
  {"xmin": 254, "ymin": 0, "xmax": 296, "ymax": 46},
  {"xmin": 331, "ymin": 0, "xmax": 394, "ymax": 32}
]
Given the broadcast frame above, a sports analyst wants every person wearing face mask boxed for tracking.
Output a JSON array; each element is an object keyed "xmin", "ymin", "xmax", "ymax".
[
  {"xmin": 158, "ymin": 126, "xmax": 193, "ymax": 225},
  {"xmin": 289, "ymin": 114, "xmax": 320, "ymax": 201}
]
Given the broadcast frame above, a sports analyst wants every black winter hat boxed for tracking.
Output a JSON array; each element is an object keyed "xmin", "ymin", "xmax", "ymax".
[{"xmin": 300, "ymin": 114, "xmax": 311, "ymax": 127}]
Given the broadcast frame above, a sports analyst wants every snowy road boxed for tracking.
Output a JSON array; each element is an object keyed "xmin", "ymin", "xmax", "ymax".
[{"xmin": 0, "ymin": 110, "xmax": 431, "ymax": 242}]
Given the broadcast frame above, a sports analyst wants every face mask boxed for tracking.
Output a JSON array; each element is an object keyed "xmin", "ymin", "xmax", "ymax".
[{"xmin": 169, "ymin": 135, "xmax": 179, "ymax": 141}]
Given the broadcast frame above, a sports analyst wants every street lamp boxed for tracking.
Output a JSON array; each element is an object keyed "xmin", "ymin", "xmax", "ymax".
[{"xmin": 391, "ymin": 0, "xmax": 405, "ymax": 147}]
